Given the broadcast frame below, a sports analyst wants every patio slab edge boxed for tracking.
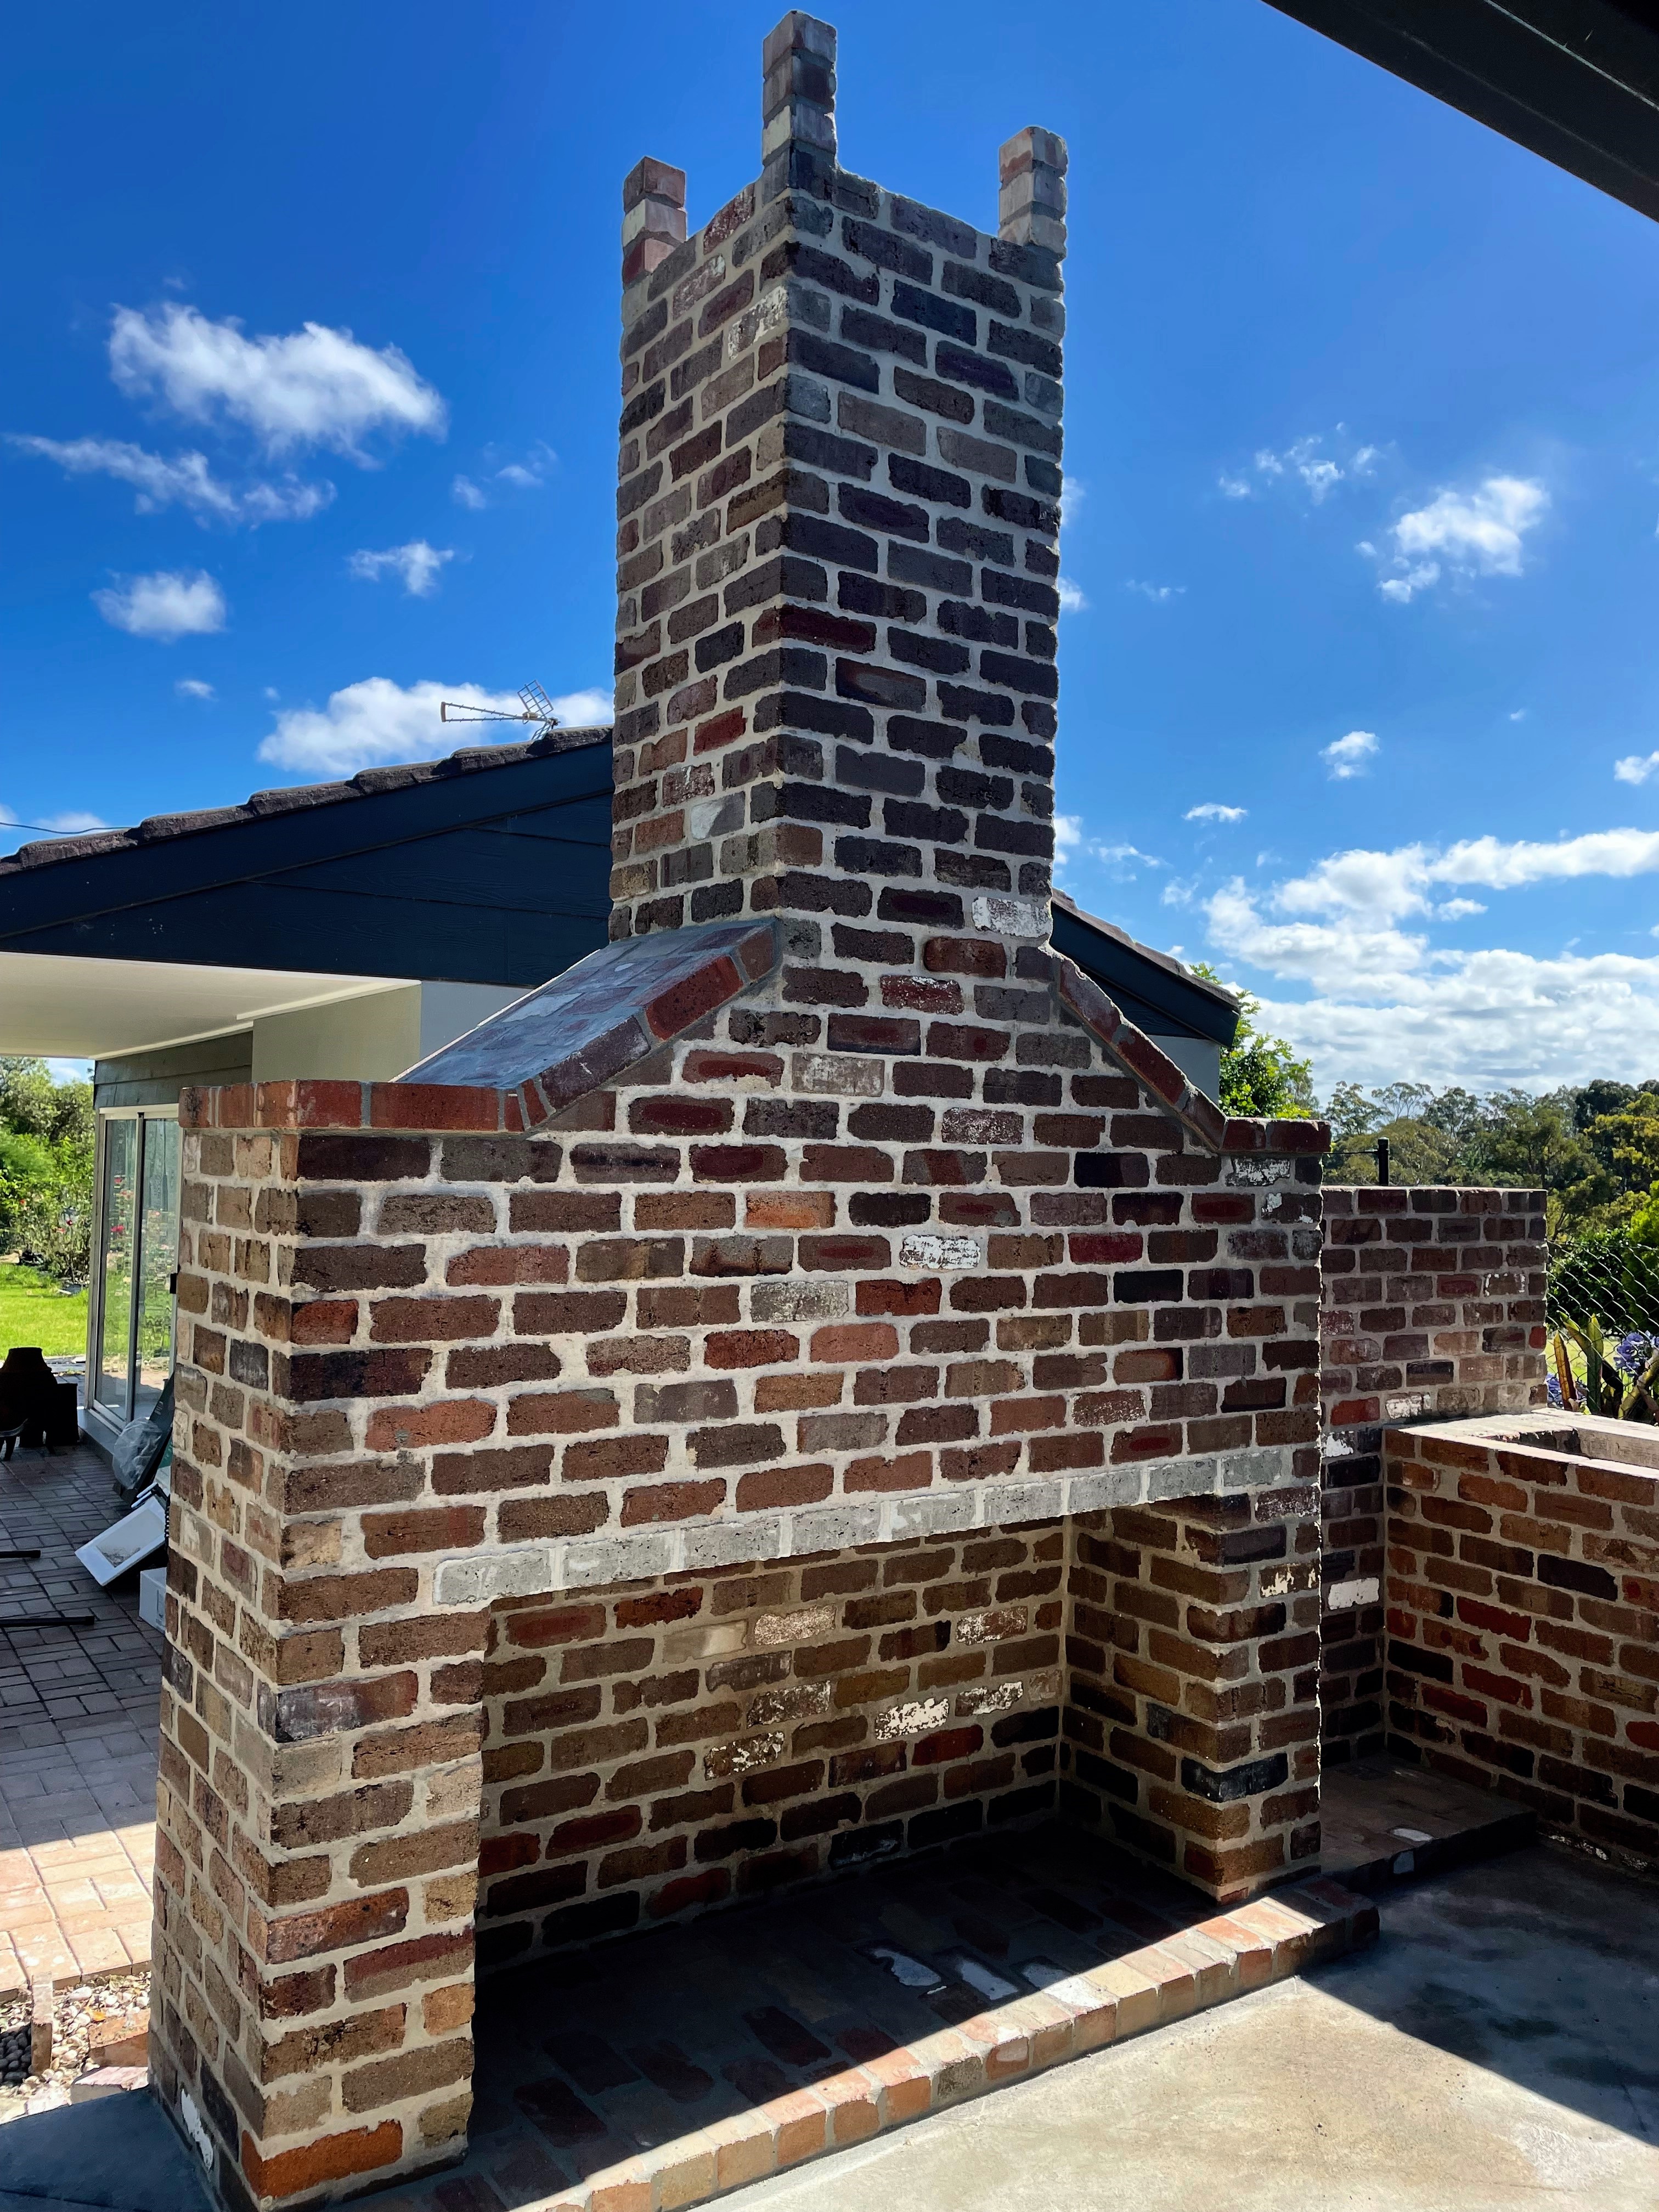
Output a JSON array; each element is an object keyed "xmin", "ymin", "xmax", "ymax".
[{"xmin": 504, "ymin": 1877, "xmax": 1378, "ymax": 2212}]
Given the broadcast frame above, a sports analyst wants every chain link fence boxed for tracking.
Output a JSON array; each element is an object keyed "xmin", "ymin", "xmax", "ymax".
[{"xmin": 1545, "ymin": 1229, "xmax": 1659, "ymax": 1418}]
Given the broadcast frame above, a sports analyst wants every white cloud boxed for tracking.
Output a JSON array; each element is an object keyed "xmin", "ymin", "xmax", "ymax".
[
  {"xmin": 7, "ymin": 433, "xmax": 331, "ymax": 525},
  {"xmin": 1615, "ymin": 751, "xmax": 1659, "ymax": 786},
  {"xmin": 1435, "ymin": 898, "xmax": 1486, "ymax": 920},
  {"xmin": 1186, "ymin": 803, "xmax": 1246, "ymax": 823},
  {"xmin": 1509, "ymin": 709, "xmax": 1528, "ymax": 722},
  {"xmin": 1060, "ymin": 475, "xmax": 1085, "ymax": 523},
  {"xmin": 1057, "ymin": 577, "xmax": 1087, "ymax": 614},
  {"xmin": 263, "ymin": 685, "xmax": 280, "ymax": 701},
  {"xmin": 450, "ymin": 444, "xmax": 556, "ymax": 509},
  {"xmin": 258, "ymin": 678, "xmax": 613, "ymax": 777},
  {"xmin": 1322, "ymin": 729, "xmax": 1378, "ymax": 779},
  {"xmin": 347, "ymin": 540, "xmax": 454, "ymax": 598},
  {"xmin": 1274, "ymin": 826, "xmax": 1659, "ymax": 924},
  {"xmin": 1237, "ymin": 432, "xmax": 1369, "ymax": 505},
  {"xmin": 1374, "ymin": 475, "xmax": 1547, "ymax": 601},
  {"xmin": 175, "ymin": 678, "xmax": 215, "ymax": 701},
  {"xmin": 93, "ymin": 569, "xmax": 226, "ymax": 642},
  {"xmin": 1125, "ymin": 579, "xmax": 1183, "ymax": 602},
  {"xmin": 1206, "ymin": 865, "xmax": 1659, "ymax": 1090},
  {"xmin": 109, "ymin": 303, "xmax": 445, "ymax": 460},
  {"xmin": 1052, "ymin": 814, "xmax": 1163, "ymax": 882}
]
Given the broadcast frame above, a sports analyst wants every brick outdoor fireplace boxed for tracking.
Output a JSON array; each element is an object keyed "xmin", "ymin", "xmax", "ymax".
[{"xmin": 148, "ymin": 20, "xmax": 1328, "ymax": 2207}]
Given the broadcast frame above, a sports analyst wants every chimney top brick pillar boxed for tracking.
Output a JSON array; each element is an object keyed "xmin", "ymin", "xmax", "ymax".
[
  {"xmin": 611, "ymin": 16, "xmax": 1069, "ymax": 959},
  {"xmin": 762, "ymin": 12, "xmax": 837, "ymax": 201}
]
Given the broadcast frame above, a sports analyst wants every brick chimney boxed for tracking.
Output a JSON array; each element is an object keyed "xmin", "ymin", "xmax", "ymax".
[
  {"xmin": 611, "ymin": 13, "xmax": 1068, "ymax": 984},
  {"xmin": 146, "ymin": 29, "xmax": 1329, "ymax": 2211}
]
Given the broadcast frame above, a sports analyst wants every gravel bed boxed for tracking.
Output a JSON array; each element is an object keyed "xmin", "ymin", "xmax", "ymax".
[{"xmin": 0, "ymin": 1969, "xmax": 149, "ymax": 2122}]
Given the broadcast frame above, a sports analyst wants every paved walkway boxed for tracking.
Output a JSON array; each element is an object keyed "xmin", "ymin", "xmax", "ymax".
[{"xmin": 0, "ymin": 1442, "xmax": 161, "ymax": 1994}]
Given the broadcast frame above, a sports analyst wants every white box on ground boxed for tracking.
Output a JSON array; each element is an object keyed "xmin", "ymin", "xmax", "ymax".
[
  {"xmin": 75, "ymin": 1492, "xmax": 167, "ymax": 1588},
  {"xmin": 138, "ymin": 1565, "xmax": 167, "ymax": 1631}
]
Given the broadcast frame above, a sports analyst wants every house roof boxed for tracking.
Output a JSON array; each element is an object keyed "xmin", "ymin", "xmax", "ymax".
[
  {"xmin": 0, "ymin": 729, "xmax": 1237, "ymax": 1054},
  {"xmin": 1050, "ymin": 891, "xmax": 1238, "ymax": 1048},
  {"xmin": 0, "ymin": 729, "xmax": 616, "ymax": 994}
]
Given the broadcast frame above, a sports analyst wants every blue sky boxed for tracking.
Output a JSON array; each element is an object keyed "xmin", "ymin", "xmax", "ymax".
[{"xmin": 8, "ymin": 0, "xmax": 1659, "ymax": 1096}]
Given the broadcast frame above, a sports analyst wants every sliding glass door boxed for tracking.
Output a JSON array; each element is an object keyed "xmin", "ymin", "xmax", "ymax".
[{"xmin": 88, "ymin": 1109, "xmax": 180, "ymax": 1433}]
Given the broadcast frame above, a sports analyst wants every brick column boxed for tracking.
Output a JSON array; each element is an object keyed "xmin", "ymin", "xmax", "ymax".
[
  {"xmin": 1318, "ymin": 1185, "xmax": 1547, "ymax": 1764},
  {"xmin": 1065, "ymin": 1490, "xmax": 1322, "ymax": 1901},
  {"xmin": 151, "ymin": 1085, "xmax": 503, "ymax": 2210}
]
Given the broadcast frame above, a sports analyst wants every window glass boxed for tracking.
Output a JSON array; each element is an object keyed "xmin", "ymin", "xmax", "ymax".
[
  {"xmin": 134, "ymin": 1116, "xmax": 181, "ymax": 1418},
  {"xmin": 95, "ymin": 1117, "xmax": 138, "ymax": 1412}
]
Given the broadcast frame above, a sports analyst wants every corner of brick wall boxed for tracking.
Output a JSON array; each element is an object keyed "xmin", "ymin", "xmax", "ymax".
[
  {"xmin": 1318, "ymin": 1186, "xmax": 1548, "ymax": 1764},
  {"xmin": 1385, "ymin": 1420, "xmax": 1658, "ymax": 1877}
]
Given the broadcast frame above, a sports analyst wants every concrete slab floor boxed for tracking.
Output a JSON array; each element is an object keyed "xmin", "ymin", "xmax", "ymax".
[{"xmin": 726, "ymin": 1845, "xmax": 1659, "ymax": 2212}]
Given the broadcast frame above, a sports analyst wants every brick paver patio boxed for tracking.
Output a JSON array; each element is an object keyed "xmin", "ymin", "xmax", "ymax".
[
  {"xmin": 364, "ymin": 1823, "xmax": 1375, "ymax": 2212},
  {"xmin": 0, "ymin": 1437, "xmax": 161, "ymax": 1994}
]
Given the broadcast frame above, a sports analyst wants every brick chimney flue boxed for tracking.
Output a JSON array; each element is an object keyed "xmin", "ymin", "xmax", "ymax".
[{"xmin": 612, "ymin": 18, "xmax": 1069, "ymax": 974}]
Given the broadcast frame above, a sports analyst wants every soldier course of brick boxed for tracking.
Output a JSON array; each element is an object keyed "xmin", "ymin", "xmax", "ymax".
[{"xmin": 144, "ymin": 18, "xmax": 1352, "ymax": 2208}]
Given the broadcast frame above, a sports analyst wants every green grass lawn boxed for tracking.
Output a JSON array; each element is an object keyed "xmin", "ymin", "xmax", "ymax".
[{"xmin": 0, "ymin": 1259, "xmax": 88, "ymax": 1356}]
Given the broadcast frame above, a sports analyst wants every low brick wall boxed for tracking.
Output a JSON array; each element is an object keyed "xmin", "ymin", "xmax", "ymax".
[
  {"xmin": 1385, "ymin": 1414, "xmax": 1658, "ymax": 1878},
  {"xmin": 1319, "ymin": 1187, "xmax": 1547, "ymax": 1764},
  {"xmin": 476, "ymin": 1523, "xmax": 1064, "ymax": 1963}
]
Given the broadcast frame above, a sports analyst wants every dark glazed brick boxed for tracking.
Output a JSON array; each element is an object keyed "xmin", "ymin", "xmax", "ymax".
[
  {"xmin": 892, "ymin": 369, "xmax": 975, "ymax": 424},
  {"xmin": 842, "ymin": 218, "xmax": 933, "ymax": 281},
  {"xmin": 890, "ymin": 281, "xmax": 975, "ymax": 344},
  {"xmin": 839, "ymin": 307, "xmax": 928, "ymax": 365},
  {"xmin": 935, "ymin": 343, "xmax": 1019, "ymax": 400},
  {"xmin": 297, "ymin": 1135, "xmax": 430, "ymax": 1182},
  {"xmin": 1179, "ymin": 1752, "xmax": 1289, "ymax": 1803}
]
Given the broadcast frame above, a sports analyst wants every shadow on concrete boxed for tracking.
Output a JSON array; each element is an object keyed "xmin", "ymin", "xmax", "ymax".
[
  {"xmin": 0, "ymin": 2088, "xmax": 212, "ymax": 2212},
  {"xmin": 1310, "ymin": 1842, "xmax": 1659, "ymax": 2145}
]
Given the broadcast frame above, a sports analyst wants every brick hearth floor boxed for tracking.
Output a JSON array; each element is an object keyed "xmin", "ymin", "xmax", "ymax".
[
  {"xmin": 0, "ymin": 1438, "xmax": 161, "ymax": 1994},
  {"xmin": 368, "ymin": 1825, "xmax": 1376, "ymax": 2212}
]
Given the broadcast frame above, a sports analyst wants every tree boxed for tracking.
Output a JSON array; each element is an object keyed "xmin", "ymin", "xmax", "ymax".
[
  {"xmin": 0, "ymin": 1057, "xmax": 95, "ymax": 1278},
  {"xmin": 1188, "ymin": 968, "xmax": 1316, "ymax": 1119},
  {"xmin": 1461, "ymin": 1088, "xmax": 1594, "ymax": 1193}
]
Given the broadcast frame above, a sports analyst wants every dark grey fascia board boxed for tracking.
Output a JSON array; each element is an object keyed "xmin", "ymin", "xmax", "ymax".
[
  {"xmin": 1050, "ymin": 904, "xmax": 1239, "ymax": 1047},
  {"xmin": 0, "ymin": 744, "xmax": 614, "ymax": 949},
  {"xmin": 1263, "ymin": 0, "xmax": 1659, "ymax": 225}
]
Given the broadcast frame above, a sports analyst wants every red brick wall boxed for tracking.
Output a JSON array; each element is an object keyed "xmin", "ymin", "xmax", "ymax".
[
  {"xmin": 475, "ymin": 1525, "xmax": 1064, "ymax": 1966},
  {"xmin": 1319, "ymin": 1187, "xmax": 1547, "ymax": 1764},
  {"xmin": 1385, "ymin": 1417, "xmax": 1658, "ymax": 1880}
]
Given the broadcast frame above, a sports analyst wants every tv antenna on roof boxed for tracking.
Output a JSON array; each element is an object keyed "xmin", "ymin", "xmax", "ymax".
[{"xmin": 439, "ymin": 682, "xmax": 560, "ymax": 738}]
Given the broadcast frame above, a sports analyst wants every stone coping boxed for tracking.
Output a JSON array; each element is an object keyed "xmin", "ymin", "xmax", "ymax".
[
  {"xmin": 180, "ymin": 955, "xmax": 1329, "ymax": 1162},
  {"xmin": 400, "ymin": 919, "xmax": 782, "ymax": 1126},
  {"xmin": 432, "ymin": 1446, "xmax": 1310, "ymax": 1606}
]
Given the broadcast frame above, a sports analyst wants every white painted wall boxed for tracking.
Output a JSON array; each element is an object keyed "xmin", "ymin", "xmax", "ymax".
[{"xmin": 251, "ymin": 981, "xmax": 523, "ymax": 1082}]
